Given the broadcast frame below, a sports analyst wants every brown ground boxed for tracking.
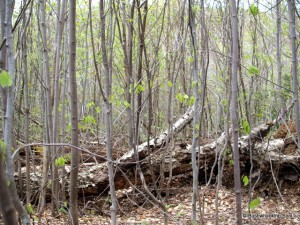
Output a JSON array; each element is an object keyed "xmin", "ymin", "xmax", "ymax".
[
  {"xmin": 28, "ymin": 174, "xmax": 300, "ymax": 225},
  {"xmin": 4, "ymin": 124, "xmax": 300, "ymax": 224}
]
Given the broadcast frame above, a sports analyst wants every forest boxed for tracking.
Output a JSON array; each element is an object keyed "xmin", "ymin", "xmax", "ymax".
[{"xmin": 0, "ymin": 0, "xmax": 300, "ymax": 224}]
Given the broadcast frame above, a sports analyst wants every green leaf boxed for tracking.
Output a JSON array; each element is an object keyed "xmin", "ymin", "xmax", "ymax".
[
  {"xmin": 249, "ymin": 198, "xmax": 260, "ymax": 210},
  {"xmin": 192, "ymin": 5, "xmax": 199, "ymax": 14},
  {"xmin": 0, "ymin": 70, "xmax": 13, "ymax": 87},
  {"xmin": 33, "ymin": 216, "xmax": 39, "ymax": 221},
  {"xmin": 188, "ymin": 96, "xmax": 195, "ymax": 106},
  {"xmin": 242, "ymin": 175, "xmax": 249, "ymax": 186},
  {"xmin": 116, "ymin": 100, "xmax": 122, "ymax": 106},
  {"xmin": 96, "ymin": 106, "xmax": 101, "ymax": 113},
  {"xmin": 0, "ymin": 140, "xmax": 6, "ymax": 151},
  {"xmin": 222, "ymin": 148, "xmax": 230, "ymax": 156},
  {"xmin": 242, "ymin": 118, "xmax": 251, "ymax": 134},
  {"xmin": 229, "ymin": 159, "xmax": 234, "ymax": 166},
  {"xmin": 167, "ymin": 81, "xmax": 173, "ymax": 88},
  {"xmin": 82, "ymin": 115, "xmax": 96, "ymax": 125},
  {"xmin": 64, "ymin": 154, "xmax": 71, "ymax": 162},
  {"xmin": 176, "ymin": 93, "xmax": 184, "ymax": 103},
  {"xmin": 135, "ymin": 84, "xmax": 145, "ymax": 94},
  {"xmin": 248, "ymin": 65, "xmax": 259, "ymax": 76},
  {"xmin": 55, "ymin": 157, "xmax": 66, "ymax": 167},
  {"xmin": 195, "ymin": 123, "xmax": 200, "ymax": 131},
  {"xmin": 109, "ymin": 94, "xmax": 115, "ymax": 103},
  {"xmin": 192, "ymin": 81, "xmax": 197, "ymax": 88},
  {"xmin": 123, "ymin": 101, "xmax": 131, "ymax": 108},
  {"xmin": 0, "ymin": 140, "xmax": 6, "ymax": 158},
  {"xmin": 86, "ymin": 101, "xmax": 95, "ymax": 108},
  {"xmin": 165, "ymin": 204, "xmax": 174, "ymax": 209},
  {"xmin": 249, "ymin": 4, "xmax": 259, "ymax": 16},
  {"xmin": 26, "ymin": 203, "xmax": 34, "ymax": 215},
  {"xmin": 188, "ymin": 56, "xmax": 194, "ymax": 63},
  {"xmin": 59, "ymin": 207, "xmax": 68, "ymax": 214},
  {"xmin": 183, "ymin": 94, "xmax": 189, "ymax": 100}
]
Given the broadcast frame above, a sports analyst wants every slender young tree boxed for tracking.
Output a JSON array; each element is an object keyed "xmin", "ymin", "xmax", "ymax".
[
  {"xmin": 113, "ymin": 1, "xmax": 135, "ymax": 150},
  {"xmin": 99, "ymin": 0, "xmax": 117, "ymax": 224},
  {"xmin": 21, "ymin": 0, "xmax": 32, "ymax": 205},
  {"xmin": 3, "ymin": 0, "xmax": 30, "ymax": 223},
  {"xmin": 135, "ymin": 2, "xmax": 168, "ymax": 220},
  {"xmin": 230, "ymin": 0, "xmax": 242, "ymax": 223},
  {"xmin": 52, "ymin": 0, "xmax": 66, "ymax": 210},
  {"xmin": 276, "ymin": 0, "xmax": 284, "ymax": 114},
  {"xmin": 60, "ymin": 14, "xmax": 69, "ymax": 203},
  {"xmin": 188, "ymin": 0, "xmax": 200, "ymax": 222},
  {"xmin": 37, "ymin": 0, "xmax": 57, "ymax": 214},
  {"xmin": 69, "ymin": 0, "xmax": 80, "ymax": 224},
  {"xmin": 287, "ymin": 0, "xmax": 300, "ymax": 148},
  {"xmin": 0, "ymin": 0, "xmax": 7, "ymax": 119}
]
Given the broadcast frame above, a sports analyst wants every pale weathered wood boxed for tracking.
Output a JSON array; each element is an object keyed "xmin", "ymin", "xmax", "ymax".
[
  {"xmin": 118, "ymin": 106, "xmax": 195, "ymax": 163},
  {"xmin": 15, "ymin": 121, "xmax": 300, "ymax": 197}
]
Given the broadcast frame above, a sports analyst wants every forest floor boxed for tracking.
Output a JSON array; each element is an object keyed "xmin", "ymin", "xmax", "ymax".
[
  {"xmin": 3, "ymin": 126, "xmax": 300, "ymax": 225},
  {"xmin": 35, "ymin": 175, "xmax": 300, "ymax": 225}
]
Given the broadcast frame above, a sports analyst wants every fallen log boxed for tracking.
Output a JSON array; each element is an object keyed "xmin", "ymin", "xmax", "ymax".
[
  {"xmin": 118, "ymin": 106, "xmax": 195, "ymax": 163},
  {"xmin": 14, "ymin": 119, "xmax": 300, "ymax": 198},
  {"xmin": 70, "ymin": 122, "xmax": 300, "ymax": 193}
]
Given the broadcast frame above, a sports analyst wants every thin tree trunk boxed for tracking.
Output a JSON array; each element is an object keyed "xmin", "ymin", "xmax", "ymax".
[
  {"xmin": 68, "ymin": 0, "xmax": 79, "ymax": 224},
  {"xmin": 81, "ymin": 12, "xmax": 89, "ymax": 118},
  {"xmin": 4, "ymin": 0, "xmax": 30, "ymax": 223},
  {"xmin": 287, "ymin": 0, "xmax": 300, "ymax": 148},
  {"xmin": 188, "ymin": 0, "xmax": 200, "ymax": 222},
  {"xmin": 52, "ymin": 0, "xmax": 66, "ymax": 210},
  {"xmin": 38, "ymin": 0, "xmax": 55, "ymax": 214},
  {"xmin": 276, "ymin": 0, "xmax": 284, "ymax": 114},
  {"xmin": 164, "ymin": 0, "xmax": 173, "ymax": 206},
  {"xmin": 113, "ymin": 1, "xmax": 135, "ymax": 150},
  {"xmin": 21, "ymin": 0, "xmax": 31, "ymax": 205},
  {"xmin": 198, "ymin": 0, "xmax": 209, "ymax": 222},
  {"xmin": 99, "ymin": 1, "xmax": 117, "ymax": 224},
  {"xmin": 60, "ymin": 15, "xmax": 69, "ymax": 203},
  {"xmin": 0, "ymin": 0, "xmax": 7, "ymax": 129},
  {"xmin": 230, "ymin": 0, "xmax": 242, "ymax": 223}
]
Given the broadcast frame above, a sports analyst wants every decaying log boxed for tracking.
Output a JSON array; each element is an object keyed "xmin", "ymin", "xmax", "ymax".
[
  {"xmin": 118, "ymin": 106, "xmax": 195, "ymax": 163},
  {"xmin": 15, "ymin": 121, "xmax": 300, "ymax": 197},
  {"xmin": 77, "ymin": 122, "xmax": 300, "ymax": 192}
]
